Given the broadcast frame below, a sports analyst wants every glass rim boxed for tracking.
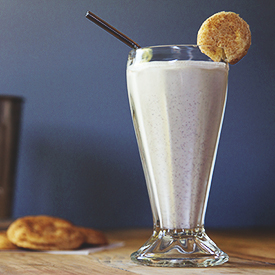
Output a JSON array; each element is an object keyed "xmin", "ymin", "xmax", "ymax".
[
  {"xmin": 127, "ymin": 44, "xmax": 228, "ymax": 65},
  {"xmin": 130, "ymin": 44, "xmax": 223, "ymax": 51},
  {"xmin": 127, "ymin": 43, "xmax": 228, "ymax": 66}
]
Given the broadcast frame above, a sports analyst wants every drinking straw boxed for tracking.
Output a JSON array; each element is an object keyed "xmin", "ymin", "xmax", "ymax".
[{"xmin": 86, "ymin": 11, "xmax": 141, "ymax": 49}]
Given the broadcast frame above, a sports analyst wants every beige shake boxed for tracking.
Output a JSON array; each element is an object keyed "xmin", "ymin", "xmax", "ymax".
[{"xmin": 127, "ymin": 60, "xmax": 228, "ymax": 229}]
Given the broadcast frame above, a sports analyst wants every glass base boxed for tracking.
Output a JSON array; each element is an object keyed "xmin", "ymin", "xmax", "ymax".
[{"xmin": 131, "ymin": 226, "xmax": 229, "ymax": 267}]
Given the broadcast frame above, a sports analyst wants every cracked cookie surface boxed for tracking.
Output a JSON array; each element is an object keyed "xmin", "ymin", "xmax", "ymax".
[
  {"xmin": 197, "ymin": 11, "xmax": 251, "ymax": 64},
  {"xmin": 7, "ymin": 215, "xmax": 84, "ymax": 250}
]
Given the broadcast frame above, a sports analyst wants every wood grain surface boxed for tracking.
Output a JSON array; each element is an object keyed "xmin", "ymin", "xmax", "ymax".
[{"xmin": 0, "ymin": 227, "xmax": 274, "ymax": 274}]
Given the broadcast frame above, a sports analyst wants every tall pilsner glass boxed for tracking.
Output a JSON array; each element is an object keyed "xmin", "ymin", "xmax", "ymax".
[{"xmin": 126, "ymin": 45, "xmax": 229, "ymax": 267}]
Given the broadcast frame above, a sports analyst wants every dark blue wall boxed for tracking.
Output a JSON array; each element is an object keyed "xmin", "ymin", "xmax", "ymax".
[{"xmin": 1, "ymin": 0, "xmax": 274, "ymax": 229}]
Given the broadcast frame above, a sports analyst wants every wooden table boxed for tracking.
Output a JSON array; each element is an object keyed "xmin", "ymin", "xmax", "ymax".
[{"xmin": 0, "ymin": 227, "xmax": 274, "ymax": 274}]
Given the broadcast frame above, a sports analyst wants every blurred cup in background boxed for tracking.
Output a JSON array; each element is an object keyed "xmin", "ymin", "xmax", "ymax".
[{"xmin": 0, "ymin": 95, "xmax": 24, "ymax": 219}]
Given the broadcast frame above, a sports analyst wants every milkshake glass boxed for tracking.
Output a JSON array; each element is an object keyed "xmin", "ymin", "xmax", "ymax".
[{"xmin": 126, "ymin": 45, "xmax": 229, "ymax": 267}]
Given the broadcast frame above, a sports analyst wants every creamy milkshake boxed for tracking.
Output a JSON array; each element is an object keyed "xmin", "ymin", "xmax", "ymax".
[
  {"xmin": 127, "ymin": 59, "xmax": 228, "ymax": 229},
  {"xmin": 127, "ymin": 45, "xmax": 229, "ymax": 267},
  {"xmin": 85, "ymin": 8, "xmax": 250, "ymax": 268}
]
